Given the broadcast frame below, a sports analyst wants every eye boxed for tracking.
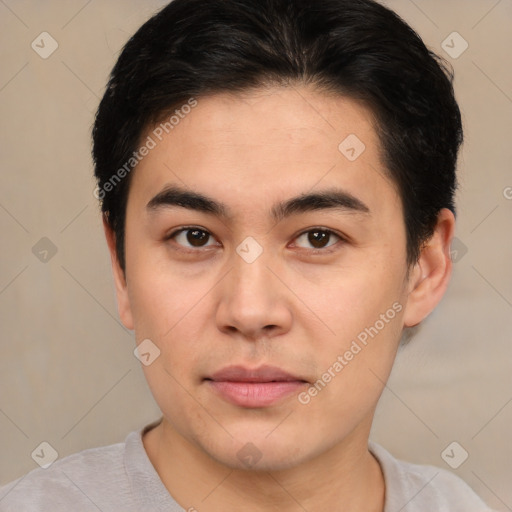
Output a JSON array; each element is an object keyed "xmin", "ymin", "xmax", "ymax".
[
  {"xmin": 292, "ymin": 228, "xmax": 344, "ymax": 252},
  {"xmin": 165, "ymin": 226, "xmax": 345, "ymax": 254},
  {"xmin": 166, "ymin": 227, "xmax": 219, "ymax": 249}
]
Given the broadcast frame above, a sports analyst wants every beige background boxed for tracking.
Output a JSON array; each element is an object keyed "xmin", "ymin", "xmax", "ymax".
[{"xmin": 0, "ymin": 0, "xmax": 511, "ymax": 509}]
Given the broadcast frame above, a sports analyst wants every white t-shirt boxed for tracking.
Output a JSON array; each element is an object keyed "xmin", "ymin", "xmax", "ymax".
[{"xmin": 0, "ymin": 419, "xmax": 494, "ymax": 511}]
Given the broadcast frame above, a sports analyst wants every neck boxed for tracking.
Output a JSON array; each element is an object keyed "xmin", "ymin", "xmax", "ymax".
[{"xmin": 143, "ymin": 417, "xmax": 385, "ymax": 512}]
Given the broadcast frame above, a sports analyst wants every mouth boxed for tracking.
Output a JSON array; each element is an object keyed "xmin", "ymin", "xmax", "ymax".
[{"xmin": 204, "ymin": 365, "xmax": 309, "ymax": 408}]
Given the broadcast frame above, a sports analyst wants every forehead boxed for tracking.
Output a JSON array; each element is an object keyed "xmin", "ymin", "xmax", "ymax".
[
  {"xmin": 161, "ymin": 86, "xmax": 379, "ymax": 159},
  {"xmin": 129, "ymin": 85, "xmax": 399, "ymax": 220}
]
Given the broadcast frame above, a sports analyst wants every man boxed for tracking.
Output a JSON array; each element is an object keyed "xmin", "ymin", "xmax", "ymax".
[{"xmin": 0, "ymin": 0, "xmax": 495, "ymax": 510}]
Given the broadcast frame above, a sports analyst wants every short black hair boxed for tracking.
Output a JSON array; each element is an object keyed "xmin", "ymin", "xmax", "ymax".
[{"xmin": 92, "ymin": 0, "xmax": 463, "ymax": 273}]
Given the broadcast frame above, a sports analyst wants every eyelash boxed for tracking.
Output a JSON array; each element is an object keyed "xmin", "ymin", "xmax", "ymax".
[{"xmin": 164, "ymin": 226, "xmax": 346, "ymax": 255}]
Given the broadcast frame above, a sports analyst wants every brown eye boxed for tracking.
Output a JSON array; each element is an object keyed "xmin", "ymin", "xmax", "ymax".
[
  {"xmin": 169, "ymin": 227, "xmax": 217, "ymax": 249},
  {"xmin": 308, "ymin": 230, "xmax": 330, "ymax": 249},
  {"xmin": 186, "ymin": 229, "xmax": 210, "ymax": 247},
  {"xmin": 294, "ymin": 229, "xmax": 342, "ymax": 251}
]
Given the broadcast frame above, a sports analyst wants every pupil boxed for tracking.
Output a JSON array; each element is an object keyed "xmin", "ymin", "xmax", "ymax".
[
  {"xmin": 187, "ymin": 229, "xmax": 208, "ymax": 247},
  {"xmin": 309, "ymin": 231, "xmax": 328, "ymax": 248}
]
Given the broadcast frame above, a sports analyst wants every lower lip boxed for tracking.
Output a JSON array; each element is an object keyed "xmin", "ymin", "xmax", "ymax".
[{"xmin": 207, "ymin": 380, "xmax": 306, "ymax": 407}]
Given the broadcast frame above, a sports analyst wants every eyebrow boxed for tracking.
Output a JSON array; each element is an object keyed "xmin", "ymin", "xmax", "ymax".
[{"xmin": 146, "ymin": 184, "xmax": 370, "ymax": 221}]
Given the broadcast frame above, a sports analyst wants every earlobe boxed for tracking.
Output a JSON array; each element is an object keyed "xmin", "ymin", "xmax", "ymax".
[
  {"xmin": 402, "ymin": 208, "xmax": 455, "ymax": 328},
  {"xmin": 102, "ymin": 215, "xmax": 134, "ymax": 330}
]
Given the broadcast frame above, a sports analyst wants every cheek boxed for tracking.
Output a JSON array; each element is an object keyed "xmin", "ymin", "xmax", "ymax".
[
  {"xmin": 291, "ymin": 258, "xmax": 404, "ymax": 343},
  {"xmin": 296, "ymin": 304, "xmax": 404, "ymax": 437},
  {"xmin": 142, "ymin": 360, "xmax": 215, "ymax": 445},
  {"xmin": 126, "ymin": 261, "xmax": 209, "ymax": 376},
  {"xmin": 294, "ymin": 258, "xmax": 405, "ymax": 402},
  {"xmin": 126, "ymin": 257, "xmax": 198, "ymax": 335}
]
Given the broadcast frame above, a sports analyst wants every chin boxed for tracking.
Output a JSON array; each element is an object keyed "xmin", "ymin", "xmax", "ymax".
[{"xmin": 199, "ymin": 428, "xmax": 314, "ymax": 472}]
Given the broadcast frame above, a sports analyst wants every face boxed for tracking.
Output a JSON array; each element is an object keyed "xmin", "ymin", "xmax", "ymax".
[{"xmin": 109, "ymin": 85, "xmax": 432, "ymax": 471}]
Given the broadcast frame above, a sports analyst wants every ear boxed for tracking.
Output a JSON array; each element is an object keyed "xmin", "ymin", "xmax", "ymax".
[
  {"xmin": 402, "ymin": 208, "xmax": 455, "ymax": 327},
  {"xmin": 103, "ymin": 215, "xmax": 134, "ymax": 330}
]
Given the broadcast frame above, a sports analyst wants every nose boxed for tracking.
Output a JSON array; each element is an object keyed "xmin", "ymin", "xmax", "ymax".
[{"xmin": 215, "ymin": 245, "xmax": 292, "ymax": 341}]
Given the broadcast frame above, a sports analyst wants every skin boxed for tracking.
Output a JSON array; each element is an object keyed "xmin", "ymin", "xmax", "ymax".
[{"xmin": 103, "ymin": 85, "xmax": 455, "ymax": 512}]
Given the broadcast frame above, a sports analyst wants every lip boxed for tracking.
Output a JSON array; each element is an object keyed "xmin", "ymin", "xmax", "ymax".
[
  {"xmin": 209, "ymin": 365, "xmax": 306, "ymax": 383},
  {"xmin": 205, "ymin": 365, "xmax": 308, "ymax": 408}
]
